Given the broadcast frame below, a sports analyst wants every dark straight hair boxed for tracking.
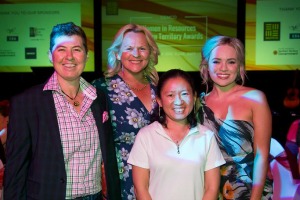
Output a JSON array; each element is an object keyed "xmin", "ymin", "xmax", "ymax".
[{"xmin": 153, "ymin": 69, "xmax": 197, "ymax": 128}]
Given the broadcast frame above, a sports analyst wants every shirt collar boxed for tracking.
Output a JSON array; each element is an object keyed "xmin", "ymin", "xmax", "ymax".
[{"xmin": 43, "ymin": 71, "xmax": 97, "ymax": 100}]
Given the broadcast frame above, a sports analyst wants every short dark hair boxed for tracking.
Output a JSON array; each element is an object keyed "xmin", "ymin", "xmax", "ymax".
[
  {"xmin": 49, "ymin": 22, "xmax": 88, "ymax": 53},
  {"xmin": 154, "ymin": 69, "xmax": 197, "ymax": 128}
]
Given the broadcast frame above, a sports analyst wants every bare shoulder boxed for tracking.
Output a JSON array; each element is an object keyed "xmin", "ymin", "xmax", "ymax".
[{"xmin": 239, "ymin": 86, "xmax": 267, "ymax": 104}]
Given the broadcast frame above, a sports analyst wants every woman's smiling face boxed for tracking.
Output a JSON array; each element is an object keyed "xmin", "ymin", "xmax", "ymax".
[
  {"xmin": 208, "ymin": 44, "xmax": 239, "ymax": 89},
  {"xmin": 157, "ymin": 77, "xmax": 195, "ymax": 124},
  {"xmin": 119, "ymin": 31, "xmax": 150, "ymax": 74}
]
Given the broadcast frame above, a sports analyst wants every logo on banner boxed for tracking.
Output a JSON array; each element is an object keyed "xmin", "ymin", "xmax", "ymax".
[
  {"xmin": 289, "ymin": 23, "xmax": 300, "ymax": 39},
  {"xmin": 264, "ymin": 22, "xmax": 280, "ymax": 41},
  {"xmin": 25, "ymin": 48, "xmax": 37, "ymax": 59}
]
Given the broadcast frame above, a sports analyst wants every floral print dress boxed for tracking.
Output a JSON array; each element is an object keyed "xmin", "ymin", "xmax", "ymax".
[
  {"xmin": 92, "ymin": 75, "xmax": 157, "ymax": 200},
  {"xmin": 198, "ymin": 93, "xmax": 273, "ymax": 200}
]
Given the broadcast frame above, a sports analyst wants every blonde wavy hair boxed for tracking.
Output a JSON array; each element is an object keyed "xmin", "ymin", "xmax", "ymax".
[
  {"xmin": 200, "ymin": 35, "xmax": 246, "ymax": 89},
  {"xmin": 104, "ymin": 24, "xmax": 160, "ymax": 85}
]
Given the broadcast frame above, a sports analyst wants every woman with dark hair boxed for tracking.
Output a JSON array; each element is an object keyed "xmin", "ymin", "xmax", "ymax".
[
  {"xmin": 128, "ymin": 69, "xmax": 225, "ymax": 200},
  {"xmin": 4, "ymin": 22, "xmax": 121, "ymax": 200}
]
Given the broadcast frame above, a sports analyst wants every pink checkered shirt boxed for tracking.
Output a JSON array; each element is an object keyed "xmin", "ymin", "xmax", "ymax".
[{"xmin": 43, "ymin": 72, "xmax": 101, "ymax": 199}]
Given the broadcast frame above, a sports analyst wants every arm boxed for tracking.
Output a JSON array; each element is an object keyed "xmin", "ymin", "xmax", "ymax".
[
  {"xmin": 203, "ymin": 167, "xmax": 220, "ymax": 200},
  {"xmin": 95, "ymin": 88, "xmax": 121, "ymax": 200},
  {"xmin": 286, "ymin": 120, "xmax": 299, "ymax": 142},
  {"xmin": 250, "ymin": 90, "xmax": 272, "ymax": 200},
  {"xmin": 132, "ymin": 165, "xmax": 152, "ymax": 200}
]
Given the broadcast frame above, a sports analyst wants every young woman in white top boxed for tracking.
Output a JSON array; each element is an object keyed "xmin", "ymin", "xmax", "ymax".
[{"xmin": 128, "ymin": 69, "xmax": 225, "ymax": 200}]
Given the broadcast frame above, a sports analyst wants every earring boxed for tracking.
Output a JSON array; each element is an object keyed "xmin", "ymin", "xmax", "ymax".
[
  {"xmin": 159, "ymin": 106, "xmax": 161, "ymax": 117},
  {"xmin": 159, "ymin": 106, "xmax": 163, "ymax": 120},
  {"xmin": 121, "ymin": 64, "xmax": 124, "ymax": 73}
]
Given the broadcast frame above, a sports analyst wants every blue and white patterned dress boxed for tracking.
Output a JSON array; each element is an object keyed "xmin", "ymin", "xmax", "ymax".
[
  {"xmin": 198, "ymin": 93, "xmax": 273, "ymax": 200},
  {"xmin": 92, "ymin": 74, "xmax": 157, "ymax": 200}
]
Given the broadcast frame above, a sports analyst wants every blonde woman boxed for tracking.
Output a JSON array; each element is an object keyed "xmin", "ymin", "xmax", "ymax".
[
  {"xmin": 92, "ymin": 24, "xmax": 160, "ymax": 199},
  {"xmin": 197, "ymin": 36, "xmax": 273, "ymax": 199}
]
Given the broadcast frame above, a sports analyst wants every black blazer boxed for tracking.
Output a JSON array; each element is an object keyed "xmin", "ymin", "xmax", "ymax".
[{"xmin": 3, "ymin": 83, "xmax": 121, "ymax": 200}]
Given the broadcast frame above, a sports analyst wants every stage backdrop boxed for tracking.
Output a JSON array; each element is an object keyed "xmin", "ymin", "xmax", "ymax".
[{"xmin": 101, "ymin": 0, "xmax": 239, "ymax": 72}]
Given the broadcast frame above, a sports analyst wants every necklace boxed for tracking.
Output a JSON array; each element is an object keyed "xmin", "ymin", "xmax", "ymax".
[
  {"xmin": 167, "ymin": 127, "xmax": 190, "ymax": 154},
  {"xmin": 124, "ymin": 81, "xmax": 148, "ymax": 91},
  {"xmin": 61, "ymin": 87, "xmax": 80, "ymax": 107}
]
